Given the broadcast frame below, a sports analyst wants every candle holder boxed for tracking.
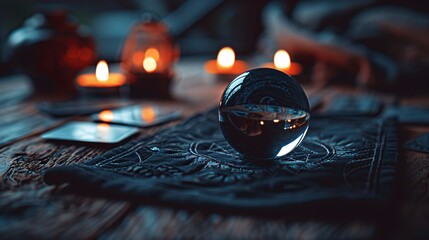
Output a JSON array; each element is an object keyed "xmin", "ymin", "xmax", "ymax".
[
  {"xmin": 121, "ymin": 14, "xmax": 178, "ymax": 99},
  {"xmin": 76, "ymin": 80, "xmax": 127, "ymax": 98}
]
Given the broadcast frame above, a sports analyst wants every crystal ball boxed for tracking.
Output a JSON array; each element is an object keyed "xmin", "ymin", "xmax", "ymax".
[{"xmin": 218, "ymin": 68, "xmax": 310, "ymax": 159}]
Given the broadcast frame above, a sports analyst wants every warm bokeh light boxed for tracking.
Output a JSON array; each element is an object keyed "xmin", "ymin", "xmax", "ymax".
[
  {"xmin": 145, "ymin": 48, "xmax": 160, "ymax": 61},
  {"xmin": 217, "ymin": 47, "xmax": 235, "ymax": 69},
  {"xmin": 274, "ymin": 50, "xmax": 291, "ymax": 69},
  {"xmin": 132, "ymin": 51, "xmax": 144, "ymax": 67},
  {"xmin": 96, "ymin": 60, "xmax": 109, "ymax": 82},
  {"xmin": 98, "ymin": 110, "xmax": 114, "ymax": 122},
  {"xmin": 143, "ymin": 57, "xmax": 157, "ymax": 73},
  {"xmin": 141, "ymin": 107, "xmax": 157, "ymax": 123}
]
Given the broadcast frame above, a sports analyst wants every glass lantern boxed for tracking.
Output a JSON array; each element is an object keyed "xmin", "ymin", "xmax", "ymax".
[{"xmin": 121, "ymin": 14, "xmax": 178, "ymax": 98}]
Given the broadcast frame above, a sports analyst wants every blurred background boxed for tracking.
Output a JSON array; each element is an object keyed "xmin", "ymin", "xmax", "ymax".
[
  {"xmin": 0, "ymin": 0, "xmax": 268, "ymax": 62},
  {"xmin": 1, "ymin": 0, "xmax": 429, "ymax": 93}
]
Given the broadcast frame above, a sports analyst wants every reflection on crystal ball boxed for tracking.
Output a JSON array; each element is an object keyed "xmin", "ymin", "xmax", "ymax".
[{"xmin": 218, "ymin": 68, "xmax": 310, "ymax": 160}]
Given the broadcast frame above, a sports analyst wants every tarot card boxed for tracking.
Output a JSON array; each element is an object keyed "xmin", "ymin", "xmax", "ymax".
[
  {"xmin": 92, "ymin": 104, "xmax": 182, "ymax": 128},
  {"xmin": 41, "ymin": 122, "xmax": 138, "ymax": 144}
]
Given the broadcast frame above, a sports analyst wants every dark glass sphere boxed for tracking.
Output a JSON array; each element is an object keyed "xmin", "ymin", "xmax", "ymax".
[{"xmin": 218, "ymin": 68, "xmax": 310, "ymax": 159}]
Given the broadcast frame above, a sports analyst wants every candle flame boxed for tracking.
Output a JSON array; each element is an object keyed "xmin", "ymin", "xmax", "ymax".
[
  {"xmin": 217, "ymin": 47, "xmax": 235, "ymax": 68},
  {"xmin": 143, "ymin": 57, "xmax": 157, "ymax": 73},
  {"xmin": 274, "ymin": 50, "xmax": 291, "ymax": 69},
  {"xmin": 96, "ymin": 60, "xmax": 109, "ymax": 82}
]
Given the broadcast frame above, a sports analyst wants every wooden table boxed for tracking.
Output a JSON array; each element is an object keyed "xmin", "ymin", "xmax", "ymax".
[{"xmin": 0, "ymin": 60, "xmax": 428, "ymax": 239}]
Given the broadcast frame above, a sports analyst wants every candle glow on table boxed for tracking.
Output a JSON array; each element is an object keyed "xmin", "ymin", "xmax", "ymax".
[
  {"xmin": 98, "ymin": 110, "xmax": 114, "ymax": 122},
  {"xmin": 77, "ymin": 60, "xmax": 126, "ymax": 87},
  {"xmin": 262, "ymin": 50, "xmax": 302, "ymax": 76},
  {"xmin": 97, "ymin": 106, "xmax": 157, "ymax": 124},
  {"xmin": 141, "ymin": 106, "xmax": 157, "ymax": 123},
  {"xmin": 205, "ymin": 47, "xmax": 247, "ymax": 75}
]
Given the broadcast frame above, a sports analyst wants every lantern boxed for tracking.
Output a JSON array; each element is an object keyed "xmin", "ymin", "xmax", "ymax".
[{"xmin": 121, "ymin": 14, "xmax": 178, "ymax": 99}]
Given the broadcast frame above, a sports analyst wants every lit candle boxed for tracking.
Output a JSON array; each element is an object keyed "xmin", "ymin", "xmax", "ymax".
[
  {"xmin": 125, "ymin": 47, "xmax": 173, "ymax": 99},
  {"xmin": 77, "ymin": 60, "xmax": 126, "ymax": 88},
  {"xmin": 262, "ymin": 50, "xmax": 302, "ymax": 76},
  {"xmin": 76, "ymin": 60, "xmax": 127, "ymax": 97},
  {"xmin": 205, "ymin": 47, "xmax": 248, "ymax": 77}
]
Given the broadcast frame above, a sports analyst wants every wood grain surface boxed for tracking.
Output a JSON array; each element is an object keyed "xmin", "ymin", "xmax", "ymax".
[{"xmin": 0, "ymin": 61, "xmax": 427, "ymax": 239}]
